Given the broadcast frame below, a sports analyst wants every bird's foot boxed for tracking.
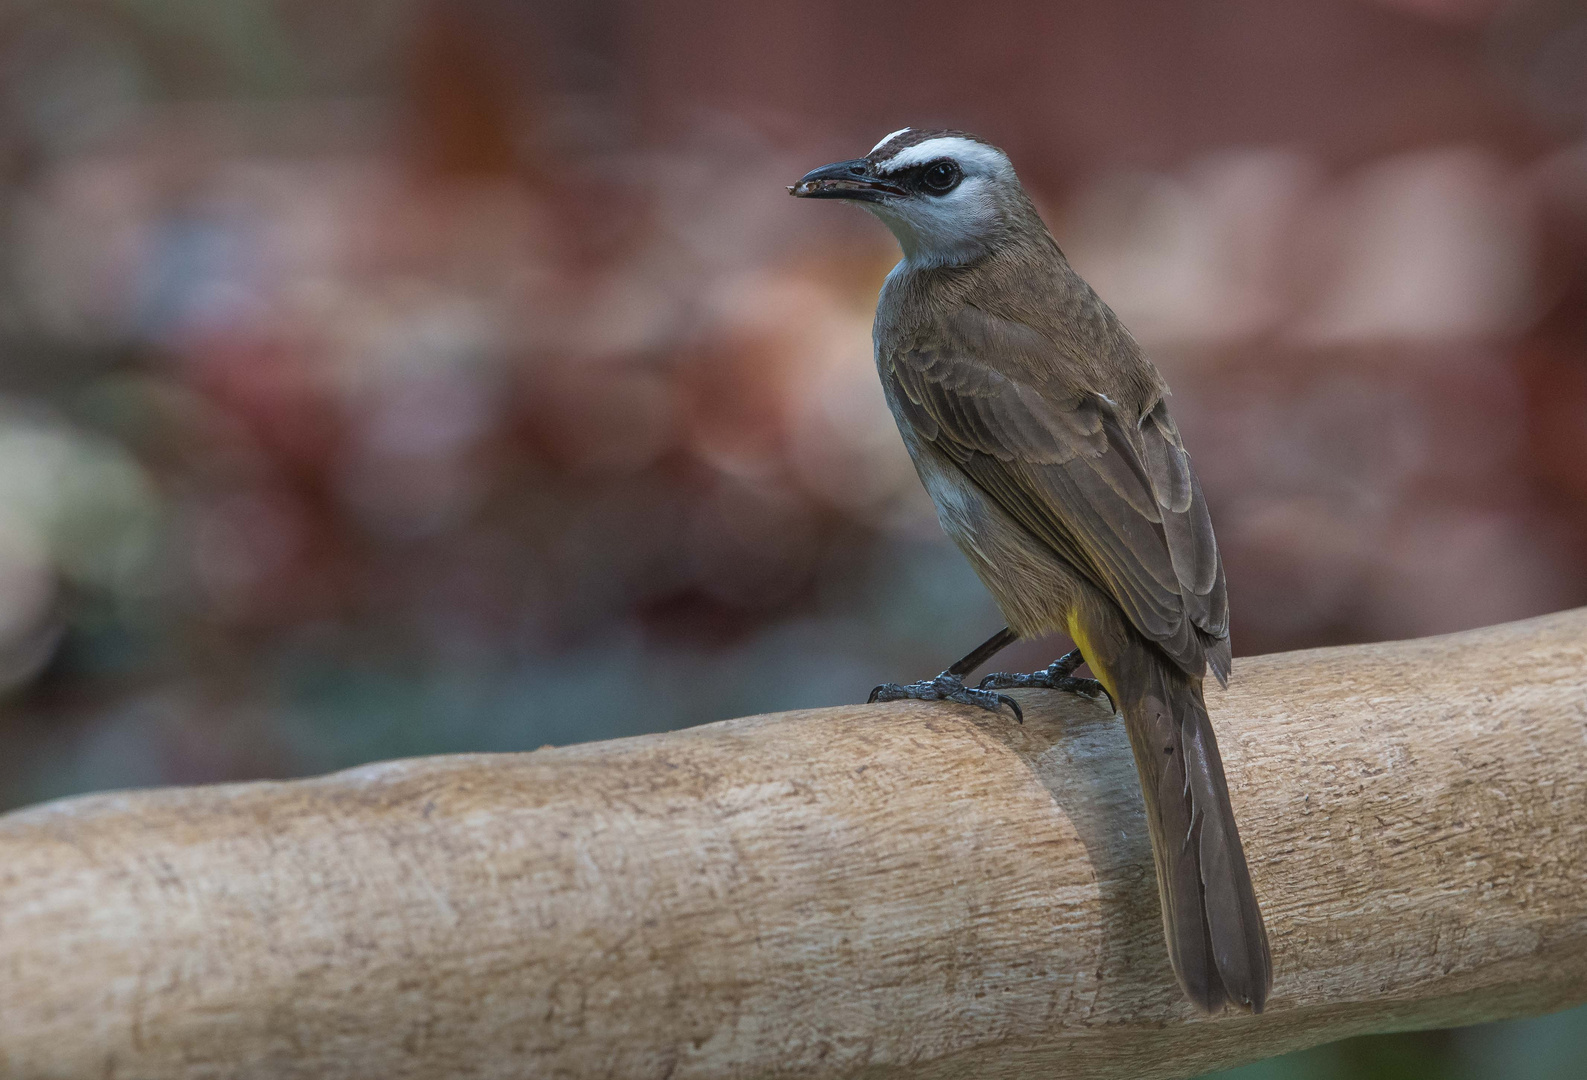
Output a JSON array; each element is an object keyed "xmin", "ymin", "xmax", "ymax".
[
  {"xmin": 978, "ymin": 649, "xmax": 1113, "ymax": 709},
  {"xmin": 868, "ymin": 671, "xmax": 1024, "ymax": 723}
]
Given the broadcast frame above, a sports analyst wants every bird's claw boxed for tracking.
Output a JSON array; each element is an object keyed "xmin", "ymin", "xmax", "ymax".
[
  {"xmin": 978, "ymin": 649, "xmax": 1114, "ymax": 711},
  {"xmin": 869, "ymin": 671, "xmax": 1024, "ymax": 723}
]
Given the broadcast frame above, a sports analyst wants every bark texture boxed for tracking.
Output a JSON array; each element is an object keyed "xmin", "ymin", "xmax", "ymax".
[{"xmin": 2, "ymin": 609, "xmax": 1586, "ymax": 1079}]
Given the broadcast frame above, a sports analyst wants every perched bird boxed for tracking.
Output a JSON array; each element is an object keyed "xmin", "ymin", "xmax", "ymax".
[{"xmin": 791, "ymin": 128, "xmax": 1272, "ymax": 1014}]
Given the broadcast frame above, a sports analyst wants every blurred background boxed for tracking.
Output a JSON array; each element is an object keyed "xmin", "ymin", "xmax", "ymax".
[{"xmin": 0, "ymin": 0, "xmax": 1582, "ymax": 1075}]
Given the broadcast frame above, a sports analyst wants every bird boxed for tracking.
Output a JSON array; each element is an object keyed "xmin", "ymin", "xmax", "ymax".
[{"xmin": 790, "ymin": 128, "xmax": 1272, "ymax": 1014}]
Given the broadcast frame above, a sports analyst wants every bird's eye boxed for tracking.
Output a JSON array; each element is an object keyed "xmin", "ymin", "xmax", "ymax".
[{"xmin": 921, "ymin": 161, "xmax": 961, "ymax": 195}]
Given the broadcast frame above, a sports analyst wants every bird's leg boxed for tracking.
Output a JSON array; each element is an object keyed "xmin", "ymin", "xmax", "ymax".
[
  {"xmin": 868, "ymin": 627, "xmax": 1024, "ymax": 722},
  {"xmin": 868, "ymin": 675, "xmax": 1024, "ymax": 724},
  {"xmin": 945, "ymin": 626, "xmax": 1018, "ymax": 678},
  {"xmin": 978, "ymin": 648, "xmax": 1113, "ymax": 710}
]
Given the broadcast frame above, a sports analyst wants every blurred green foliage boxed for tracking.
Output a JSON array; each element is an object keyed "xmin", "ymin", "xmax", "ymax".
[{"xmin": 1205, "ymin": 1005, "xmax": 1587, "ymax": 1080}]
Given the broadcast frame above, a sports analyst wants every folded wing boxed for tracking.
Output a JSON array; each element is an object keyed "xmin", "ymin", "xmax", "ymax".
[{"xmin": 886, "ymin": 305, "xmax": 1230, "ymax": 681}]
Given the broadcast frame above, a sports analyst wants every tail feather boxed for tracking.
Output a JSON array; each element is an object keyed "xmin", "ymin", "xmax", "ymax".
[
  {"xmin": 1119, "ymin": 653, "xmax": 1271, "ymax": 1013},
  {"xmin": 1181, "ymin": 693, "xmax": 1271, "ymax": 1010}
]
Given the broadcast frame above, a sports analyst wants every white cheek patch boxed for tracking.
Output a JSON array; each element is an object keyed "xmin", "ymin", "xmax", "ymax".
[
  {"xmin": 867, "ymin": 176, "xmax": 1001, "ymax": 267},
  {"xmin": 875, "ymin": 137, "xmax": 1011, "ymax": 178}
]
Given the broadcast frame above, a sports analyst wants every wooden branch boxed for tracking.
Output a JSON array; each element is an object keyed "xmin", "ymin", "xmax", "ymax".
[{"xmin": 2, "ymin": 611, "xmax": 1586, "ymax": 1079}]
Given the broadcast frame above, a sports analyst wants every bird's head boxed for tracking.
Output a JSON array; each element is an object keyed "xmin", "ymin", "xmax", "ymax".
[{"xmin": 790, "ymin": 128, "xmax": 1028, "ymax": 268}]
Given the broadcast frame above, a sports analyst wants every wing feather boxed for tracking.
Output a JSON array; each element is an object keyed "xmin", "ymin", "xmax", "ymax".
[{"xmin": 886, "ymin": 308, "xmax": 1229, "ymax": 679}]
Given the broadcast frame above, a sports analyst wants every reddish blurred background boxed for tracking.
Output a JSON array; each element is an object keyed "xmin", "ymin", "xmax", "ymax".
[{"xmin": 0, "ymin": 2, "xmax": 1583, "ymax": 1075}]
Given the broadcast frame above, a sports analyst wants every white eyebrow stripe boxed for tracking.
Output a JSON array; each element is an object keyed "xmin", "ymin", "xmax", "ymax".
[
  {"xmin": 875, "ymin": 136, "xmax": 1009, "ymax": 175},
  {"xmin": 869, "ymin": 127, "xmax": 912, "ymax": 155}
]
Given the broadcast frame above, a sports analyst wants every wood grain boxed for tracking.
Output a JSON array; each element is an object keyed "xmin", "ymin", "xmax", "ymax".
[{"xmin": 2, "ymin": 609, "xmax": 1585, "ymax": 1079}]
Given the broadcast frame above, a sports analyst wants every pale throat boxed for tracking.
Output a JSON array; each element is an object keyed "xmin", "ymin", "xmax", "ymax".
[{"xmin": 867, "ymin": 200, "xmax": 998, "ymax": 269}]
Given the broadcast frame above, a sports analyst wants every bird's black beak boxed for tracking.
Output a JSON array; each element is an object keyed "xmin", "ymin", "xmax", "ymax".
[{"xmin": 788, "ymin": 158, "xmax": 905, "ymax": 202}]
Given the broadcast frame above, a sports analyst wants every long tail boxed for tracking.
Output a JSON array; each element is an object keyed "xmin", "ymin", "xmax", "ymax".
[{"xmin": 1091, "ymin": 631, "xmax": 1272, "ymax": 1012}]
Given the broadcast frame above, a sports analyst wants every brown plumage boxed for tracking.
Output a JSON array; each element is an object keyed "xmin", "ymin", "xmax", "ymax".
[{"xmin": 793, "ymin": 129, "xmax": 1272, "ymax": 1012}]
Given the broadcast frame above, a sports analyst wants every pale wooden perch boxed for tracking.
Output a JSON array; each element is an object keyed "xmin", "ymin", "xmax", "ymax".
[{"xmin": 2, "ymin": 610, "xmax": 1586, "ymax": 1079}]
